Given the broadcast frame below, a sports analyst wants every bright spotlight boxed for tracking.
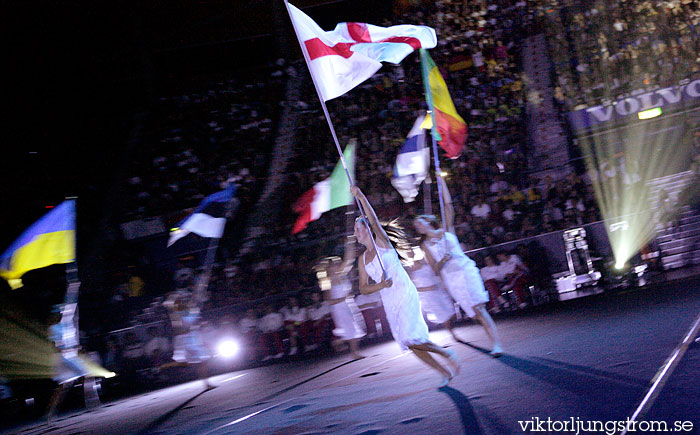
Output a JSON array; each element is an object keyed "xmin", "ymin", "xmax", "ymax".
[
  {"xmin": 609, "ymin": 221, "xmax": 629, "ymax": 232},
  {"xmin": 217, "ymin": 339, "xmax": 239, "ymax": 358},
  {"xmin": 615, "ymin": 262, "xmax": 625, "ymax": 270}
]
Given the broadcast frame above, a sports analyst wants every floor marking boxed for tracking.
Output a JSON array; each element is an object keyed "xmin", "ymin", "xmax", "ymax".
[
  {"xmin": 219, "ymin": 373, "xmax": 247, "ymax": 383},
  {"xmin": 201, "ymin": 398, "xmax": 295, "ymax": 434},
  {"xmin": 205, "ymin": 352, "xmax": 408, "ymax": 433},
  {"xmin": 327, "ymin": 352, "xmax": 406, "ymax": 387},
  {"xmin": 621, "ymin": 309, "xmax": 700, "ymax": 435}
]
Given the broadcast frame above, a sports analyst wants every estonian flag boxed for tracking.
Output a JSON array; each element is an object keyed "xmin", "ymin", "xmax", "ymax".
[
  {"xmin": 168, "ymin": 185, "xmax": 236, "ymax": 247},
  {"xmin": 391, "ymin": 115, "xmax": 431, "ymax": 202}
]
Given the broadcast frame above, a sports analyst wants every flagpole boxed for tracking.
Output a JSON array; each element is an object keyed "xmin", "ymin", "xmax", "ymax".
[
  {"xmin": 192, "ymin": 185, "xmax": 238, "ymax": 308},
  {"xmin": 284, "ymin": 0, "xmax": 387, "ymax": 279},
  {"xmin": 63, "ymin": 197, "xmax": 81, "ymax": 354},
  {"xmin": 420, "ymin": 50, "xmax": 448, "ymax": 236},
  {"xmin": 63, "ymin": 197, "xmax": 80, "ymax": 304},
  {"xmin": 192, "ymin": 237, "xmax": 218, "ymax": 308},
  {"xmin": 423, "ymin": 173, "xmax": 432, "ymax": 215},
  {"xmin": 428, "ymin": 128, "xmax": 448, "ymax": 232}
]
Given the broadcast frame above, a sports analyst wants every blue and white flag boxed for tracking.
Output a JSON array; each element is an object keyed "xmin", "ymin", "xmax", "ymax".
[
  {"xmin": 168, "ymin": 185, "xmax": 236, "ymax": 247},
  {"xmin": 391, "ymin": 115, "xmax": 431, "ymax": 202}
]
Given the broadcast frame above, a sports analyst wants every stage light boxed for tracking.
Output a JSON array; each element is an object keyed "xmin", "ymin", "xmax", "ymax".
[
  {"xmin": 638, "ymin": 107, "xmax": 662, "ymax": 120},
  {"xmin": 609, "ymin": 221, "xmax": 629, "ymax": 232},
  {"xmin": 615, "ymin": 262, "xmax": 625, "ymax": 270},
  {"xmin": 217, "ymin": 339, "xmax": 239, "ymax": 358},
  {"xmin": 579, "ymin": 111, "xmax": 697, "ymax": 270}
]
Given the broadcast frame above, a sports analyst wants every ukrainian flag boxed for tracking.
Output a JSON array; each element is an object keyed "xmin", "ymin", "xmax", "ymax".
[{"xmin": 0, "ymin": 200, "xmax": 76, "ymax": 289}]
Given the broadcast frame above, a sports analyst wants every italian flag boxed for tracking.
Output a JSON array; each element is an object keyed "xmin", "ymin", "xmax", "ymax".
[
  {"xmin": 420, "ymin": 49, "xmax": 467, "ymax": 159},
  {"xmin": 292, "ymin": 142, "xmax": 355, "ymax": 234}
]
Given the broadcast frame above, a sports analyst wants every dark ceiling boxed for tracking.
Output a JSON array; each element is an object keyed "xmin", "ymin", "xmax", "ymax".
[{"xmin": 2, "ymin": 0, "xmax": 394, "ymax": 248}]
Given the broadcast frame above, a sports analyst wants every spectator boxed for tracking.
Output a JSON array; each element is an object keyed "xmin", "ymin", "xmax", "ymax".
[
  {"xmin": 258, "ymin": 303, "xmax": 285, "ymax": 361},
  {"xmin": 496, "ymin": 250, "xmax": 531, "ymax": 308},
  {"xmin": 471, "ymin": 196, "xmax": 492, "ymax": 219},
  {"xmin": 480, "ymin": 254, "xmax": 508, "ymax": 313},
  {"xmin": 306, "ymin": 291, "xmax": 332, "ymax": 351},
  {"xmin": 281, "ymin": 296, "xmax": 310, "ymax": 355}
]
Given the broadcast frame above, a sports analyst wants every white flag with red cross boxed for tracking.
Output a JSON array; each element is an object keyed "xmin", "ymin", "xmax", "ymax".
[{"xmin": 287, "ymin": 2, "xmax": 437, "ymax": 101}]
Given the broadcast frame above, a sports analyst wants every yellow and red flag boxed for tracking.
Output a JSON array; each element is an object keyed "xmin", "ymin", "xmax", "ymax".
[{"xmin": 420, "ymin": 49, "xmax": 467, "ymax": 159}]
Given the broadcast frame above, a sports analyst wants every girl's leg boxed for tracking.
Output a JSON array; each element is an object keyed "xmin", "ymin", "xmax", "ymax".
[
  {"xmin": 472, "ymin": 304, "xmax": 503, "ymax": 356},
  {"xmin": 409, "ymin": 348, "xmax": 452, "ymax": 387},
  {"xmin": 348, "ymin": 339, "xmax": 364, "ymax": 359},
  {"xmin": 377, "ymin": 308, "xmax": 391, "ymax": 337},
  {"xmin": 360, "ymin": 310, "xmax": 377, "ymax": 337},
  {"xmin": 410, "ymin": 342, "xmax": 460, "ymax": 374},
  {"xmin": 197, "ymin": 362, "xmax": 214, "ymax": 389},
  {"xmin": 442, "ymin": 315, "xmax": 461, "ymax": 342}
]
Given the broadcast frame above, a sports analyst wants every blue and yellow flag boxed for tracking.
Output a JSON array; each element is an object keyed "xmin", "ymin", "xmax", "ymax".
[{"xmin": 0, "ymin": 200, "xmax": 76, "ymax": 289}]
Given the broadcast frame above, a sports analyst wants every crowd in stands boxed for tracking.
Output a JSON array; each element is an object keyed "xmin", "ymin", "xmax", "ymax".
[
  {"xmin": 121, "ymin": 70, "xmax": 286, "ymax": 222},
  {"xmin": 278, "ymin": 0, "xmax": 535, "ymax": 241},
  {"xmin": 541, "ymin": 0, "xmax": 700, "ymax": 111},
  {"xmin": 241, "ymin": 0, "xmax": 600, "ymax": 287}
]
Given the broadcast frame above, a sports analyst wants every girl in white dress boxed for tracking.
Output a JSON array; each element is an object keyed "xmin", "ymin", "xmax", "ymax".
[
  {"xmin": 318, "ymin": 238, "xmax": 366, "ymax": 359},
  {"xmin": 163, "ymin": 291, "xmax": 214, "ymax": 388},
  {"xmin": 46, "ymin": 305, "xmax": 101, "ymax": 419},
  {"xmin": 351, "ymin": 186, "xmax": 459, "ymax": 386},
  {"xmin": 414, "ymin": 178, "xmax": 503, "ymax": 356},
  {"xmin": 407, "ymin": 251, "xmax": 462, "ymax": 342}
]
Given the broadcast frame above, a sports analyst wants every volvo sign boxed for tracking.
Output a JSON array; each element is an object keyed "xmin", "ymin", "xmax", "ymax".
[{"xmin": 570, "ymin": 79, "xmax": 700, "ymax": 130}]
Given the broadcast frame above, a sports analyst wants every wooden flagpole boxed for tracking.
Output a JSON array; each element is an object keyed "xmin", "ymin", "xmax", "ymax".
[
  {"xmin": 284, "ymin": 0, "xmax": 387, "ymax": 279},
  {"xmin": 192, "ymin": 185, "xmax": 239, "ymax": 308},
  {"xmin": 420, "ymin": 50, "xmax": 449, "ymax": 242},
  {"xmin": 62, "ymin": 197, "xmax": 80, "ymax": 350}
]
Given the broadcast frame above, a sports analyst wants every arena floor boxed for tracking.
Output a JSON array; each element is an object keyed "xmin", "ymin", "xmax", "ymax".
[{"xmin": 6, "ymin": 275, "xmax": 700, "ymax": 435}]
